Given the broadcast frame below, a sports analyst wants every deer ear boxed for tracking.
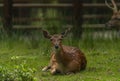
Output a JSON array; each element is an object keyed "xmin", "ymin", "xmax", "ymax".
[
  {"xmin": 42, "ymin": 30, "xmax": 51, "ymax": 39},
  {"xmin": 61, "ymin": 32, "xmax": 66, "ymax": 37},
  {"xmin": 61, "ymin": 31, "xmax": 68, "ymax": 37},
  {"xmin": 61, "ymin": 27, "xmax": 72, "ymax": 37}
]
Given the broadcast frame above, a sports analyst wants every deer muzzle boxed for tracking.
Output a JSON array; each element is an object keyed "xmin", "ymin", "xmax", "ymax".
[{"xmin": 55, "ymin": 45, "xmax": 59, "ymax": 49}]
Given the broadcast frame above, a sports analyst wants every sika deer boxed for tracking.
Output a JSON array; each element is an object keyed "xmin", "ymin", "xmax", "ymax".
[
  {"xmin": 105, "ymin": 0, "xmax": 120, "ymax": 28},
  {"xmin": 42, "ymin": 28, "xmax": 87, "ymax": 75}
]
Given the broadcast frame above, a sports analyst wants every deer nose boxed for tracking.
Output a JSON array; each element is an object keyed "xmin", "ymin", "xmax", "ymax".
[{"xmin": 55, "ymin": 45, "xmax": 59, "ymax": 49}]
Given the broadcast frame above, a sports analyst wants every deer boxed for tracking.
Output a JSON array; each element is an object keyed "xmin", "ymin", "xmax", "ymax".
[
  {"xmin": 105, "ymin": 0, "xmax": 120, "ymax": 28},
  {"xmin": 41, "ymin": 28, "xmax": 87, "ymax": 75}
]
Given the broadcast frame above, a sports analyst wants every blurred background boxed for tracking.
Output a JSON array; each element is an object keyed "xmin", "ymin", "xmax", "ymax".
[{"xmin": 0, "ymin": 0, "xmax": 120, "ymax": 39}]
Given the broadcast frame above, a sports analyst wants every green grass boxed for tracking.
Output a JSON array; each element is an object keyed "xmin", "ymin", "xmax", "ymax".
[{"xmin": 0, "ymin": 34, "xmax": 120, "ymax": 81}]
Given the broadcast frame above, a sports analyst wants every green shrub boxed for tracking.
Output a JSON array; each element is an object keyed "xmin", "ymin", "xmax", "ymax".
[{"xmin": 0, "ymin": 62, "xmax": 37, "ymax": 81}]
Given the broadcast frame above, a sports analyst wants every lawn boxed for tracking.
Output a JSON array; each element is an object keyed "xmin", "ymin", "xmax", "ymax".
[{"xmin": 0, "ymin": 34, "xmax": 120, "ymax": 81}]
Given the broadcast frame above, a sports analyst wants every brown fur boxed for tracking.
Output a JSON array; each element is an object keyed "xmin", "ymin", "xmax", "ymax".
[{"xmin": 42, "ymin": 30, "xmax": 87, "ymax": 75}]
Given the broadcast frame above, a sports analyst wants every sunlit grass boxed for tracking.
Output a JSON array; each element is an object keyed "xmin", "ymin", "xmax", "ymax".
[{"xmin": 0, "ymin": 32, "xmax": 120, "ymax": 81}]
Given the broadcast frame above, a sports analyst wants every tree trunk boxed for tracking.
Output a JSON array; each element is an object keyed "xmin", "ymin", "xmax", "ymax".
[
  {"xmin": 73, "ymin": 0, "xmax": 83, "ymax": 38},
  {"xmin": 3, "ymin": 0, "xmax": 13, "ymax": 36}
]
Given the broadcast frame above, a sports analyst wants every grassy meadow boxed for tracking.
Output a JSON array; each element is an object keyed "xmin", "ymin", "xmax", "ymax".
[{"xmin": 0, "ymin": 31, "xmax": 120, "ymax": 81}]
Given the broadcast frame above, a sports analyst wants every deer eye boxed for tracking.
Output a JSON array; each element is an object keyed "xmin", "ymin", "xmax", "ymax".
[
  {"xmin": 61, "ymin": 35, "xmax": 64, "ymax": 38},
  {"xmin": 50, "ymin": 38, "xmax": 53, "ymax": 41},
  {"xmin": 59, "ymin": 38, "xmax": 62, "ymax": 41}
]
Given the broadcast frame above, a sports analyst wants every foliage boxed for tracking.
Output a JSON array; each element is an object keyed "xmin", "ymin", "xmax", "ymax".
[{"xmin": 0, "ymin": 60, "xmax": 37, "ymax": 81}]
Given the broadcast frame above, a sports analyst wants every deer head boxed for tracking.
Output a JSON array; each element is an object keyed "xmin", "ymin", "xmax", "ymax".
[
  {"xmin": 42, "ymin": 27, "xmax": 71, "ymax": 49},
  {"xmin": 105, "ymin": 0, "xmax": 120, "ymax": 27},
  {"xmin": 42, "ymin": 27, "xmax": 87, "ymax": 75}
]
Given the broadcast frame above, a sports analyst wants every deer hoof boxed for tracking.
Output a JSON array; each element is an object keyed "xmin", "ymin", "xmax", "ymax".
[
  {"xmin": 42, "ymin": 66, "xmax": 48, "ymax": 72},
  {"xmin": 51, "ymin": 69, "xmax": 57, "ymax": 75}
]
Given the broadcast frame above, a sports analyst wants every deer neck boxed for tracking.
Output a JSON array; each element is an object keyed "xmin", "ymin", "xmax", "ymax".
[
  {"xmin": 52, "ymin": 45, "xmax": 71, "ymax": 66},
  {"xmin": 52, "ymin": 45, "xmax": 64, "ymax": 54},
  {"xmin": 52, "ymin": 45, "xmax": 65, "ymax": 61}
]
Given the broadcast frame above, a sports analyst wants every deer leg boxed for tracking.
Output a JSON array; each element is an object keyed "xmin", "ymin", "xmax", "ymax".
[
  {"xmin": 50, "ymin": 63, "xmax": 62, "ymax": 75},
  {"xmin": 50, "ymin": 67, "xmax": 57, "ymax": 75},
  {"xmin": 42, "ymin": 65, "xmax": 51, "ymax": 72}
]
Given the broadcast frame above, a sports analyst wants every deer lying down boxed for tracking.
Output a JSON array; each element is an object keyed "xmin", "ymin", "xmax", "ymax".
[
  {"xmin": 42, "ymin": 28, "xmax": 87, "ymax": 75},
  {"xmin": 105, "ymin": 0, "xmax": 120, "ymax": 28}
]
